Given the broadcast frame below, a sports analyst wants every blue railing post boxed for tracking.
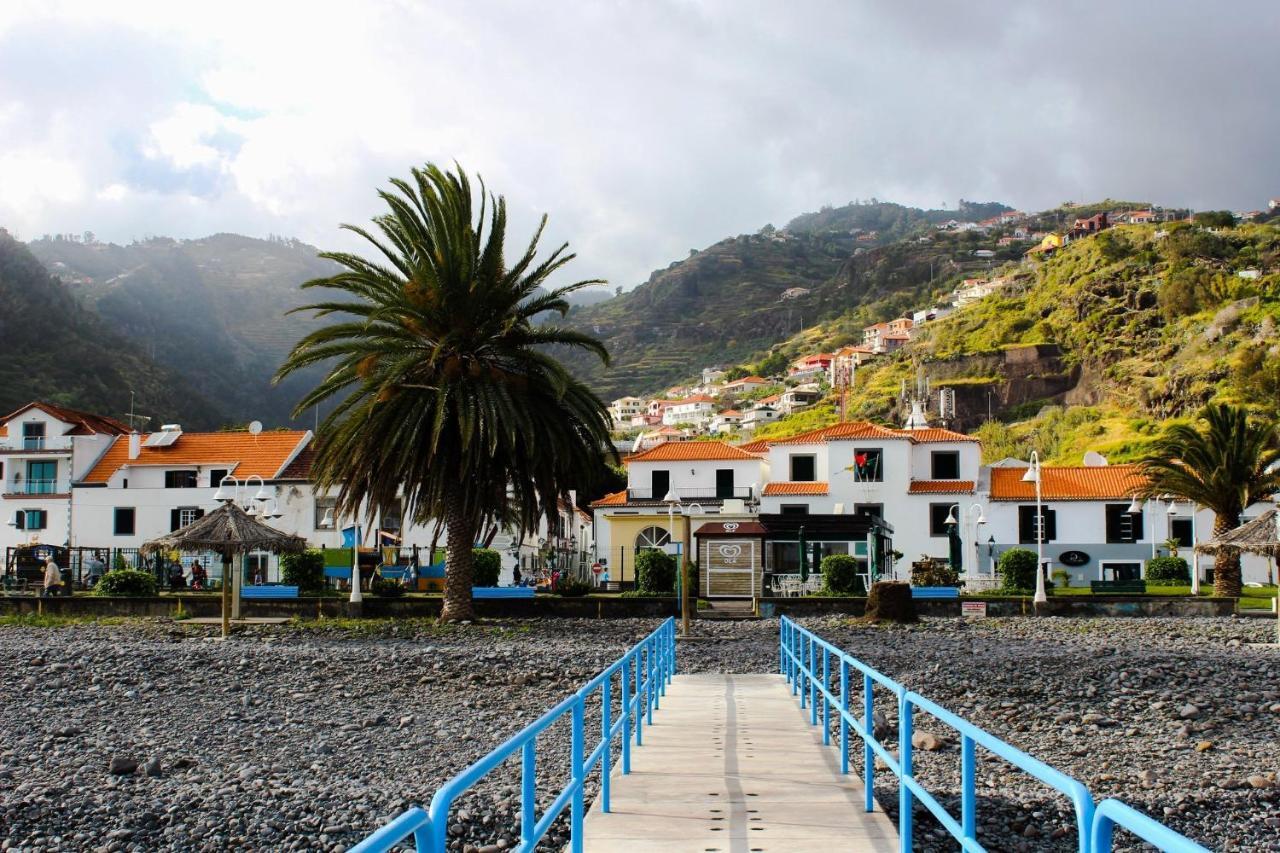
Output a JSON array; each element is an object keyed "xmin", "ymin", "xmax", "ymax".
[
  {"xmin": 839, "ymin": 658, "xmax": 849, "ymax": 775},
  {"xmin": 602, "ymin": 676, "xmax": 612, "ymax": 813},
  {"xmin": 570, "ymin": 699, "xmax": 585, "ymax": 853},
  {"xmin": 647, "ymin": 643, "xmax": 656, "ymax": 721},
  {"xmin": 521, "ymin": 740, "xmax": 536, "ymax": 847},
  {"xmin": 634, "ymin": 653, "xmax": 643, "ymax": 747},
  {"xmin": 863, "ymin": 673, "xmax": 874, "ymax": 813},
  {"xmin": 808, "ymin": 634, "xmax": 817, "ymax": 725},
  {"xmin": 899, "ymin": 696, "xmax": 914, "ymax": 852},
  {"xmin": 821, "ymin": 647, "xmax": 830, "ymax": 745},
  {"xmin": 961, "ymin": 734, "xmax": 976, "ymax": 843},
  {"xmin": 621, "ymin": 656, "xmax": 632, "ymax": 774},
  {"xmin": 779, "ymin": 618, "xmax": 786, "ymax": 676}
]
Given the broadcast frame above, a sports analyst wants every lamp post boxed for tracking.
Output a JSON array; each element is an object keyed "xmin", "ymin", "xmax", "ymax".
[
  {"xmin": 1021, "ymin": 453, "xmax": 1047, "ymax": 606},
  {"xmin": 214, "ymin": 474, "xmax": 272, "ymax": 617},
  {"xmin": 1166, "ymin": 500, "xmax": 1201, "ymax": 595},
  {"xmin": 943, "ymin": 503, "xmax": 987, "ymax": 577},
  {"xmin": 664, "ymin": 490, "xmax": 690, "ymax": 636},
  {"xmin": 319, "ymin": 504, "xmax": 361, "ymax": 603}
]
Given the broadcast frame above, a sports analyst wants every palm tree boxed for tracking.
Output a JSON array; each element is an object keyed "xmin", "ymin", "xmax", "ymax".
[
  {"xmin": 1139, "ymin": 403, "xmax": 1280, "ymax": 598},
  {"xmin": 276, "ymin": 164, "xmax": 614, "ymax": 621}
]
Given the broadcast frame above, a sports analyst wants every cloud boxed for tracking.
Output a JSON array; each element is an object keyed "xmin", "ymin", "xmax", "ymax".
[{"xmin": 0, "ymin": 1, "xmax": 1278, "ymax": 287}]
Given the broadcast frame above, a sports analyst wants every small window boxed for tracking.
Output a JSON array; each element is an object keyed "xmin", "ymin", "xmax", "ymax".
[
  {"xmin": 1105, "ymin": 503, "xmax": 1142, "ymax": 544},
  {"xmin": 931, "ymin": 451, "xmax": 960, "ymax": 480},
  {"xmin": 929, "ymin": 504, "xmax": 956, "ymax": 537},
  {"xmin": 851, "ymin": 448, "xmax": 883, "ymax": 482},
  {"xmin": 170, "ymin": 507, "xmax": 204, "ymax": 531},
  {"xmin": 22, "ymin": 422, "xmax": 45, "ymax": 450},
  {"xmin": 780, "ymin": 504, "xmax": 809, "ymax": 516},
  {"xmin": 21, "ymin": 509, "xmax": 47, "ymax": 530},
  {"xmin": 113, "ymin": 507, "xmax": 136, "ymax": 536},
  {"xmin": 1018, "ymin": 505, "xmax": 1057, "ymax": 543},
  {"xmin": 315, "ymin": 497, "xmax": 337, "ymax": 529},
  {"xmin": 650, "ymin": 469, "xmax": 670, "ymax": 501},
  {"xmin": 635, "ymin": 526, "xmax": 671, "ymax": 551},
  {"xmin": 164, "ymin": 470, "xmax": 198, "ymax": 489},
  {"xmin": 209, "ymin": 468, "xmax": 229, "ymax": 488},
  {"xmin": 1170, "ymin": 518, "xmax": 1193, "ymax": 548},
  {"xmin": 789, "ymin": 455, "xmax": 816, "ymax": 482},
  {"xmin": 854, "ymin": 503, "xmax": 883, "ymax": 519}
]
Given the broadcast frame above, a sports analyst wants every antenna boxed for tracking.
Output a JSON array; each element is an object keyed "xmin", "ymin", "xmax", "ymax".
[{"xmin": 119, "ymin": 390, "xmax": 151, "ymax": 431}]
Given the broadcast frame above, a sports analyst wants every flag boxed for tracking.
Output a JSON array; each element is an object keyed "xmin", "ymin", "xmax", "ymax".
[{"xmin": 341, "ymin": 525, "xmax": 358, "ymax": 548}]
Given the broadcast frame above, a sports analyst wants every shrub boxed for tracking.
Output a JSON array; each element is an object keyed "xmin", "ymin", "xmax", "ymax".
[
  {"xmin": 820, "ymin": 554, "xmax": 861, "ymax": 595},
  {"xmin": 555, "ymin": 577, "xmax": 591, "ymax": 597},
  {"xmin": 635, "ymin": 549, "xmax": 676, "ymax": 594},
  {"xmin": 94, "ymin": 569, "xmax": 157, "ymax": 597},
  {"xmin": 472, "ymin": 549, "xmax": 501, "ymax": 587},
  {"xmin": 1146, "ymin": 556, "xmax": 1191, "ymax": 585},
  {"xmin": 371, "ymin": 576, "xmax": 405, "ymax": 597},
  {"xmin": 910, "ymin": 558, "xmax": 959, "ymax": 587},
  {"xmin": 863, "ymin": 581, "xmax": 917, "ymax": 623},
  {"xmin": 1051, "ymin": 569, "xmax": 1071, "ymax": 588},
  {"xmin": 281, "ymin": 549, "xmax": 326, "ymax": 593},
  {"xmin": 997, "ymin": 548, "xmax": 1039, "ymax": 593}
]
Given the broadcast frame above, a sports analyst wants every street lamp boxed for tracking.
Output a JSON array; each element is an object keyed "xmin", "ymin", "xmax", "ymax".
[
  {"xmin": 1022, "ymin": 453, "xmax": 1047, "ymax": 606},
  {"xmin": 664, "ymin": 490, "xmax": 690, "ymax": 636},
  {"xmin": 944, "ymin": 503, "xmax": 986, "ymax": 576},
  {"xmin": 213, "ymin": 474, "xmax": 274, "ymax": 614},
  {"xmin": 1167, "ymin": 500, "xmax": 1201, "ymax": 595}
]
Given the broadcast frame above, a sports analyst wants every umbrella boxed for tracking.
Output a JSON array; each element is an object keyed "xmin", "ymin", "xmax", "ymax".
[
  {"xmin": 798, "ymin": 526, "xmax": 809, "ymax": 583},
  {"xmin": 947, "ymin": 520, "xmax": 964, "ymax": 574},
  {"xmin": 1195, "ymin": 509, "xmax": 1280, "ymax": 644},
  {"xmin": 143, "ymin": 502, "xmax": 306, "ymax": 638}
]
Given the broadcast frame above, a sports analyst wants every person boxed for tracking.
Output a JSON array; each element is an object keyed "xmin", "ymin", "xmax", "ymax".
[
  {"xmin": 86, "ymin": 551, "xmax": 107, "ymax": 587},
  {"xmin": 190, "ymin": 561, "xmax": 207, "ymax": 590},
  {"xmin": 42, "ymin": 558, "xmax": 62, "ymax": 597},
  {"xmin": 168, "ymin": 560, "xmax": 186, "ymax": 591},
  {"xmin": 512, "ymin": 563, "xmax": 522, "ymax": 587}
]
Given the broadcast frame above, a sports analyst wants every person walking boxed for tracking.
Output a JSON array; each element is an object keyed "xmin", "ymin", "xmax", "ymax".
[{"xmin": 42, "ymin": 558, "xmax": 62, "ymax": 597}]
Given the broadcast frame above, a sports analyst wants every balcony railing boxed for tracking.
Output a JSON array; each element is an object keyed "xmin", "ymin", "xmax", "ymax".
[
  {"xmin": 1, "ymin": 436, "xmax": 72, "ymax": 452},
  {"xmin": 5, "ymin": 479, "xmax": 68, "ymax": 495},
  {"xmin": 625, "ymin": 486, "xmax": 754, "ymax": 502}
]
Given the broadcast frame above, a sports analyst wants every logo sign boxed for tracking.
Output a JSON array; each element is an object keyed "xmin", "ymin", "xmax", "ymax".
[
  {"xmin": 1058, "ymin": 550, "xmax": 1090, "ymax": 567},
  {"xmin": 961, "ymin": 601, "xmax": 987, "ymax": 618},
  {"xmin": 717, "ymin": 544, "xmax": 743, "ymax": 563},
  {"xmin": 591, "ymin": 563, "xmax": 603, "ymax": 575},
  {"xmin": 723, "ymin": 522, "xmax": 740, "ymax": 533}
]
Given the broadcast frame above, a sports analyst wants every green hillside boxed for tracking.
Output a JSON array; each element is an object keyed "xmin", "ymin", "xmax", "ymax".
[{"xmin": 0, "ymin": 230, "xmax": 223, "ymax": 427}]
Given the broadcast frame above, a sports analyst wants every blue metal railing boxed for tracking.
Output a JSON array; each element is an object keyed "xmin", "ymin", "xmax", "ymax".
[
  {"xmin": 779, "ymin": 617, "xmax": 1209, "ymax": 853},
  {"xmin": 350, "ymin": 617, "xmax": 676, "ymax": 852}
]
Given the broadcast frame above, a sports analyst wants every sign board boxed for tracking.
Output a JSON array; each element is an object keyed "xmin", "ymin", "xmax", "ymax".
[
  {"xmin": 591, "ymin": 563, "xmax": 603, "ymax": 575},
  {"xmin": 1059, "ymin": 550, "xmax": 1090, "ymax": 567},
  {"xmin": 960, "ymin": 601, "xmax": 987, "ymax": 618}
]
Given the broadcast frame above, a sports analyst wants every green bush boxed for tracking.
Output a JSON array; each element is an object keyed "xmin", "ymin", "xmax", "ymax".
[
  {"xmin": 1146, "ymin": 556, "xmax": 1191, "ymax": 584},
  {"xmin": 94, "ymin": 569, "xmax": 157, "ymax": 597},
  {"xmin": 371, "ymin": 576, "xmax": 405, "ymax": 597},
  {"xmin": 820, "ymin": 554, "xmax": 862, "ymax": 595},
  {"xmin": 635, "ymin": 549, "xmax": 676, "ymax": 594},
  {"xmin": 281, "ymin": 549, "xmax": 326, "ymax": 593},
  {"xmin": 1051, "ymin": 568, "xmax": 1071, "ymax": 588},
  {"xmin": 997, "ymin": 548, "xmax": 1039, "ymax": 593},
  {"xmin": 555, "ymin": 577, "xmax": 591, "ymax": 597},
  {"xmin": 910, "ymin": 558, "xmax": 959, "ymax": 587},
  {"xmin": 472, "ymin": 549, "xmax": 501, "ymax": 587}
]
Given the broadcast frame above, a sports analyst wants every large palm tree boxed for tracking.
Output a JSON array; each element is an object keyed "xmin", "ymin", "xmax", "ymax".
[
  {"xmin": 1139, "ymin": 403, "xmax": 1280, "ymax": 598},
  {"xmin": 277, "ymin": 164, "xmax": 614, "ymax": 621}
]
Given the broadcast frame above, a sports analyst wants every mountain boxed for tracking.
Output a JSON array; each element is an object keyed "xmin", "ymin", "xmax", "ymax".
[
  {"xmin": 28, "ymin": 233, "xmax": 338, "ymax": 428},
  {"xmin": 0, "ymin": 229, "xmax": 223, "ymax": 427},
  {"xmin": 559, "ymin": 200, "xmax": 1011, "ymax": 399}
]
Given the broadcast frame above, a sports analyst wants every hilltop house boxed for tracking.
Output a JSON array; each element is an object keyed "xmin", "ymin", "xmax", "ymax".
[
  {"xmin": 722, "ymin": 376, "xmax": 771, "ymax": 395},
  {"xmin": 828, "ymin": 346, "xmax": 876, "ymax": 387},
  {"xmin": 779, "ymin": 384, "xmax": 823, "ymax": 415},
  {"xmin": 789, "ymin": 354, "xmax": 832, "ymax": 381},
  {"xmin": 708, "ymin": 410, "xmax": 743, "ymax": 435},
  {"xmin": 661, "ymin": 395, "xmax": 718, "ymax": 427},
  {"xmin": 739, "ymin": 404, "xmax": 780, "ymax": 431},
  {"xmin": 609, "ymin": 396, "xmax": 645, "ymax": 427}
]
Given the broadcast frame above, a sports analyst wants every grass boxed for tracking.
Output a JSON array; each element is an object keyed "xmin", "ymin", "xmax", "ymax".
[
  {"xmin": 1049, "ymin": 583, "xmax": 1278, "ymax": 610},
  {"xmin": 0, "ymin": 614, "xmax": 136, "ymax": 628}
]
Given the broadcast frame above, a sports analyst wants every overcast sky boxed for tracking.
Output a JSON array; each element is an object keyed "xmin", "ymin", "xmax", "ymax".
[{"xmin": 1, "ymin": 1, "xmax": 1277, "ymax": 290}]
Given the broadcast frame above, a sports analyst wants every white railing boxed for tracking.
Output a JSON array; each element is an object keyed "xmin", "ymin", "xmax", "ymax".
[
  {"xmin": 4, "ymin": 479, "xmax": 69, "ymax": 495},
  {"xmin": 1, "ymin": 436, "xmax": 73, "ymax": 452}
]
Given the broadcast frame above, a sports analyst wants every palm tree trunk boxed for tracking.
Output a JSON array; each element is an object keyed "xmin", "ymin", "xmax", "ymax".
[
  {"xmin": 1211, "ymin": 515, "xmax": 1243, "ymax": 598},
  {"xmin": 440, "ymin": 490, "xmax": 476, "ymax": 622}
]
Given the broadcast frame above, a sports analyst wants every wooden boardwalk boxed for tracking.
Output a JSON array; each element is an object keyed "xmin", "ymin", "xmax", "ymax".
[{"xmin": 581, "ymin": 673, "xmax": 897, "ymax": 852}]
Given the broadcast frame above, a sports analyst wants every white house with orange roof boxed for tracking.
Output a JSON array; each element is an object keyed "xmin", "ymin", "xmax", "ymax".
[
  {"xmin": 722, "ymin": 376, "xmax": 771, "ymax": 395},
  {"xmin": 661, "ymin": 394, "xmax": 718, "ymax": 427},
  {"xmin": 788, "ymin": 353, "xmax": 832, "ymax": 381},
  {"xmin": 708, "ymin": 410, "xmax": 743, "ymax": 435},
  {"xmin": 1, "ymin": 401, "xmax": 129, "ymax": 554}
]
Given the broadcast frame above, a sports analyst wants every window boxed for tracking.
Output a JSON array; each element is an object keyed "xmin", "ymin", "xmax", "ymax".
[
  {"xmin": 789, "ymin": 455, "xmax": 816, "ymax": 482},
  {"xmin": 381, "ymin": 500, "xmax": 403, "ymax": 533},
  {"xmin": 209, "ymin": 469, "xmax": 228, "ymax": 488},
  {"xmin": 929, "ymin": 504, "xmax": 957, "ymax": 537},
  {"xmin": 1018, "ymin": 505, "xmax": 1057, "ymax": 543},
  {"xmin": 650, "ymin": 469, "xmax": 670, "ymax": 501},
  {"xmin": 1101, "ymin": 562, "xmax": 1142, "ymax": 582},
  {"xmin": 170, "ymin": 507, "xmax": 204, "ymax": 531},
  {"xmin": 635, "ymin": 526, "xmax": 671, "ymax": 551},
  {"xmin": 22, "ymin": 422, "xmax": 45, "ymax": 450},
  {"xmin": 851, "ymin": 448, "xmax": 883, "ymax": 482},
  {"xmin": 113, "ymin": 508, "xmax": 136, "ymax": 536},
  {"xmin": 17, "ymin": 509, "xmax": 47, "ymax": 530},
  {"xmin": 1104, "ymin": 503, "xmax": 1142, "ymax": 543},
  {"xmin": 315, "ymin": 497, "xmax": 337, "ymax": 529},
  {"xmin": 930, "ymin": 451, "xmax": 960, "ymax": 480},
  {"xmin": 715, "ymin": 469, "xmax": 735, "ymax": 498},
  {"xmin": 1170, "ymin": 518, "xmax": 1193, "ymax": 548},
  {"xmin": 779, "ymin": 504, "xmax": 809, "ymax": 516},
  {"xmin": 854, "ymin": 503, "xmax": 883, "ymax": 519},
  {"xmin": 164, "ymin": 470, "xmax": 198, "ymax": 489},
  {"xmin": 26, "ymin": 460, "xmax": 56, "ymax": 494}
]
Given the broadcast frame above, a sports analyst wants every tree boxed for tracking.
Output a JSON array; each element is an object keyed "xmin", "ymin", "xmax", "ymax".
[
  {"xmin": 277, "ymin": 164, "xmax": 615, "ymax": 621},
  {"xmin": 1139, "ymin": 403, "xmax": 1280, "ymax": 597}
]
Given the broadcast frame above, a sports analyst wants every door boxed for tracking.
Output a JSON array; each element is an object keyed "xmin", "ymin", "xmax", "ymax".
[
  {"xmin": 715, "ymin": 469, "xmax": 735, "ymax": 499},
  {"xmin": 27, "ymin": 460, "xmax": 56, "ymax": 494},
  {"xmin": 650, "ymin": 470, "xmax": 670, "ymax": 501}
]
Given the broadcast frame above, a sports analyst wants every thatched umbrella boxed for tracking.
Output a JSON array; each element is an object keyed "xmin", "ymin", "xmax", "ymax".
[
  {"xmin": 143, "ymin": 502, "xmax": 306, "ymax": 638},
  {"xmin": 1196, "ymin": 509, "xmax": 1279, "ymax": 642}
]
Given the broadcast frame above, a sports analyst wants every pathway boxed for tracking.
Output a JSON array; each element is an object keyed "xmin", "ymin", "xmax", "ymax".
[{"xmin": 581, "ymin": 673, "xmax": 897, "ymax": 851}]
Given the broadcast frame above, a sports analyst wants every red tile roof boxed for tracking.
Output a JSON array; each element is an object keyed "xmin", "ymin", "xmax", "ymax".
[
  {"xmin": 590, "ymin": 490, "xmax": 628, "ymax": 508},
  {"xmin": 772, "ymin": 421, "xmax": 907, "ymax": 445},
  {"xmin": 2, "ymin": 401, "xmax": 130, "ymax": 437},
  {"xmin": 725, "ymin": 376, "xmax": 767, "ymax": 385},
  {"xmin": 762, "ymin": 482, "xmax": 829, "ymax": 496},
  {"xmin": 625, "ymin": 440, "xmax": 763, "ymax": 462},
  {"xmin": 908, "ymin": 480, "xmax": 976, "ymax": 494},
  {"xmin": 81, "ymin": 430, "xmax": 310, "ymax": 484},
  {"xmin": 736, "ymin": 439, "xmax": 770, "ymax": 453},
  {"xmin": 895, "ymin": 428, "xmax": 981, "ymax": 443},
  {"xmin": 989, "ymin": 464, "xmax": 1148, "ymax": 501},
  {"xmin": 278, "ymin": 446, "xmax": 316, "ymax": 479}
]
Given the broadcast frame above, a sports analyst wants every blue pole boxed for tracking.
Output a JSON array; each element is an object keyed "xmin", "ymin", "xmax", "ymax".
[
  {"xmin": 808, "ymin": 636, "xmax": 817, "ymax": 725},
  {"xmin": 822, "ymin": 648, "xmax": 830, "ymax": 746},
  {"xmin": 521, "ymin": 741, "xmax": 536, "ymax": 846},
  {"xmin": 899, "ymin": 697, "xmax": 914, "ymax": 852},
  {"xmin": 621, "ymin": 657, "xmax": 632, "ymax": 772},
  {"xmin": 839, "ymin": 658, "xmax": 849, "ymax": 775},
  {"xmin": 634, "ymin": 654, "xmax": 643, "ymax": 746},
  {"xmin": 570, "ymin": 699, "xmax": 584, "ymax": 853},
  {"xmin": 863, "ymin": 673, "xmax": 874, "ymax": 813},
  {"xmin": 961, "ymin": 733, "xmax": 976, "ymax": 842},
  {"xmin": 602, "ymin": 675, "xmax": 612, "ymax": 813}
]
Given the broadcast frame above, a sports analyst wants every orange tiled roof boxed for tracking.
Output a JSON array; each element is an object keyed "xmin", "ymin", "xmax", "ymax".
[
  {"xmin": 675, "ymin": 394, "xmax": 718, "ymax": 404},
  {"xmin": 81, "ymin": 430, "xmax": 310, "ymax": 484},
  {"xmin": 772, "ymin": 421, "xmax": 907, "ymax": 445},
  {"xmin": 624, "ymin": 440, "xmax": 763, "ymax": 462},
  {"xmin": 736, "ymin": 438, "xmax": 770, "ymax": 453},
  {"xmin": 762, "ymin": 481, "xmax": 829, "ymax": 496},
  {"xmin": 725, "ymin": 376, "xmax": 767, "ymax": 385},
  {"xmin": 989, "ymin": 464, "xmax": 1148, "ymax": 501},
  {"xmin": 590, "ymin": 489, "xmax": 628, "ymax": 507},
  {"xmin": 2, "ymin": 401, "xmax": 130, "ymax": 437},
  {"xmin": 895, "ymin": 428, "xmax": 980, "ymax": 443},
  {"xmin": 279, "ymin": 446, "xmax": 317, "ymax": 479},
  {"xmin": 908, "ymin": 480, "xmax": 976, "ymax": 494}
]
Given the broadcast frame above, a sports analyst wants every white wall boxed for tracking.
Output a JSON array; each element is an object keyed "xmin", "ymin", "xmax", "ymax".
[{"xmin": 626, "ymin": 458, "xmax": 767, "ymax": 501}]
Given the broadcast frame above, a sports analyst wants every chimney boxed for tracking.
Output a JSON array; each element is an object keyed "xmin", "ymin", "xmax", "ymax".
[{"xmin": 128, "ymin": 433, "xmax": 141, "ymax": 460}]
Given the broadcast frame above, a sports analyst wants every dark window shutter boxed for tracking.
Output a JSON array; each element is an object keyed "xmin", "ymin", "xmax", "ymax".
[
  {"xmin": 14, "ymin": 511, "xmax": 24, "ymax": 530},
  {"xmin": 1018, "ymin": 506, "xmax": 1034, "ymax": 542},
  {"xmin": 1042, "ymin": 508, "xmax": 1057, "ymax": 541},
  {"xmin": 170, "ymin": 509, "xmax": 181, "ymax": 531},
  {"xmin": 195, "ymin": 508, "xmax": 205, "ymax": 521}
]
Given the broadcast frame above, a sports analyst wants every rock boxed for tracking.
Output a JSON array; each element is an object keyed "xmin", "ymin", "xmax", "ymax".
[
  {"xmin": 1194, "ymin": 741, "xmax": 1214, "ymax": 752},
  {"xmin": 911, "ymin": 731, "xmax": 947, "ymax": 751},
  {"xmin": 1178, "ymin": 704, "xmax": 1201, "ymax": 720},
  {"xmin": 108, "ymin": 757, "xmax": 138, "ymax": 775},
  {"xmin": 1246, "ymin": 775, "xmax": 1272, "ymax": 789},
  {"xmin": 144, "ymin": 758, "xmax": 163, "ymax": 777}
]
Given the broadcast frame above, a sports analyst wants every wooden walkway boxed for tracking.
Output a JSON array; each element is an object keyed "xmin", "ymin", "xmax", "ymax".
[{"xmin": 581, "ymin": 673, "xmax": 897, "ymax": 852}]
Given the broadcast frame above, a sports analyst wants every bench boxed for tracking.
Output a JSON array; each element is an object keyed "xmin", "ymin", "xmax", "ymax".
[
  {"xmin": 1090, "ymin": 580, "xmax": 1147, "ymax": 594},
  {"xmin": 240, "ymin": 585, "xmax": 299, "ymax": 600},
  {"xmin": 471, "ymin": 587, "xmax": 536, "ymax": 599},
  {"xmin": 911, "ymin": 586, "xmax": 960, "ymax": 600}
]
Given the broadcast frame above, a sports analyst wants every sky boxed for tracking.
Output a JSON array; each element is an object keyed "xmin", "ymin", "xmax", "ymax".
[{"xmin": 1, "ymin": 1, "xmax": 1278, "ymax": 291}]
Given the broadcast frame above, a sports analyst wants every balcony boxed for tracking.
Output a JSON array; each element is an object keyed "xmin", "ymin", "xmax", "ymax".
[
  {"xmin": 625, "ymin": 486, "xmax": 754, "ymax": 502},
  {"xmin": 0, "ymin": 436, "xmax": 73, "ymax": 453},
  {"xmin": 3, "ymin": 479, "xmax": 70, "ymax": 497}
]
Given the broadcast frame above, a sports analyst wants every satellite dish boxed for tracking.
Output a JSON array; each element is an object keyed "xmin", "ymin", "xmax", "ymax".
[
  {"xmin": 248, "ymin": 420, "xmax": 263, "ymax": 436},
  {"xmin": 1082, "ymin": 451, "xmax": 1108, "ymax": 467}
]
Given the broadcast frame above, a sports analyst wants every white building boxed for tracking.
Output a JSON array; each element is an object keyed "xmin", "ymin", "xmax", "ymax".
[
  {"xmin": 608, "ymin": 396, "xmax": 645, "ymax": 426},
  {"xmin": 779, "ymin": 384, "xmax": 822, "ymax": 415},
  {"xmin": 1, "ymin": 402, "xmax": 129, "ymax": 553},
  {"xmin": 739, "ymin": 405, "xmax": 780, "ymax": 431},
  {"xmin": 661, "ymin": 395, "xmax": 718, "ymax": 427},
  {"xmin": 722, "ymin": 376, "xmax": 771, "ymax": 395},
  {"xmin": 708, "ymin": 410, "xmax": 743, "ymax": 435}
]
